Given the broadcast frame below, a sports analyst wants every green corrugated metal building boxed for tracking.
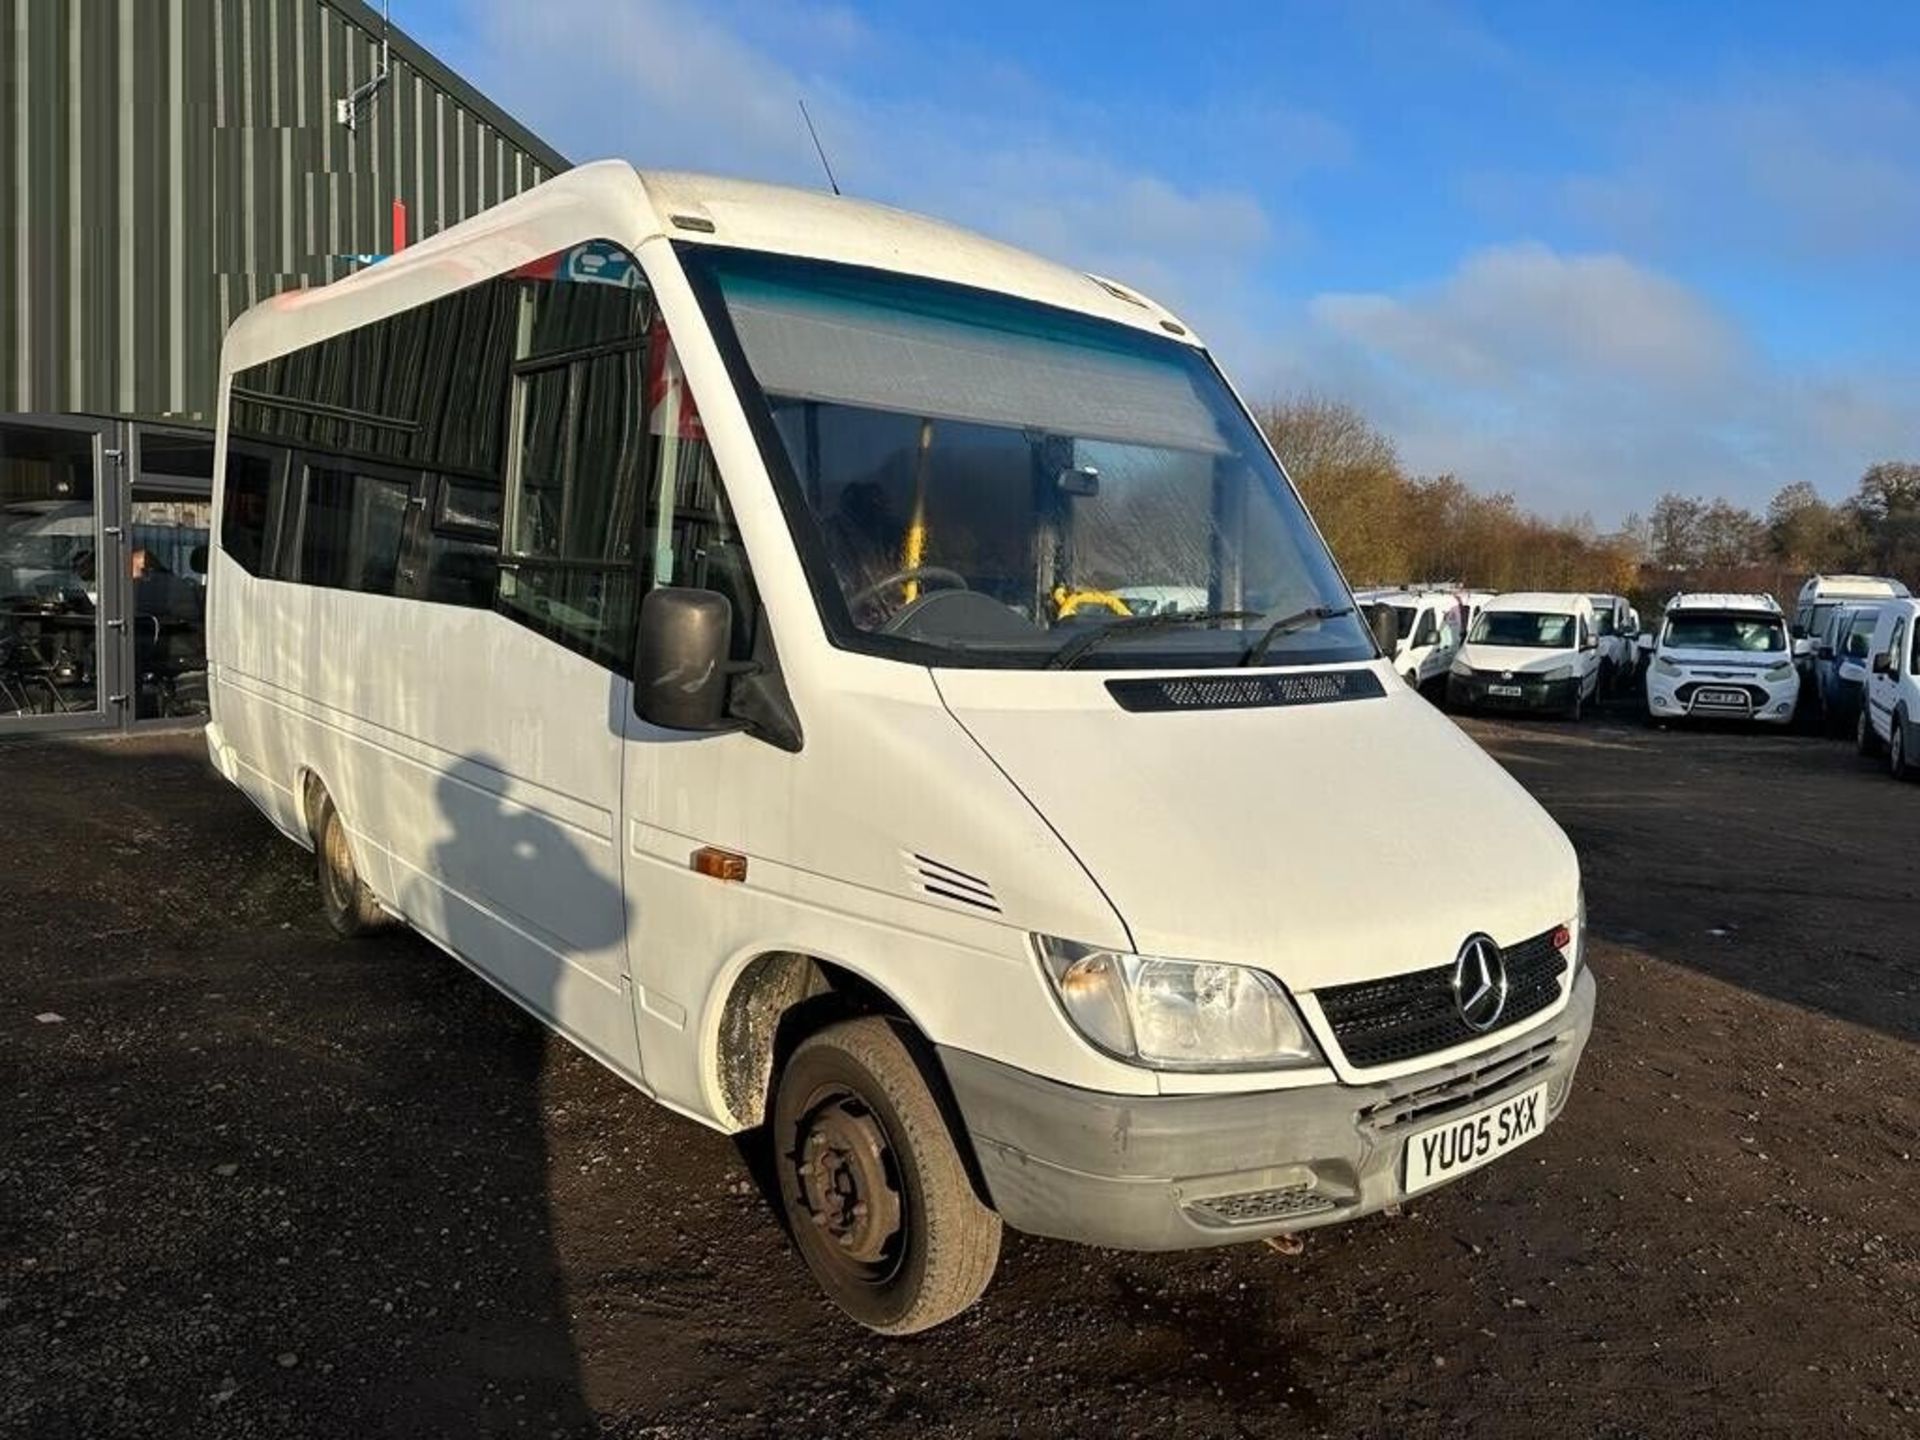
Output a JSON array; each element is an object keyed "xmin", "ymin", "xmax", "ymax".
[
  {"xmin": 3, "ymin": 0, "xmax": 569, "ymax": 420},
  {"xmin": 1, "ymin": 0, "xmax": 567, "ymax": 735}
]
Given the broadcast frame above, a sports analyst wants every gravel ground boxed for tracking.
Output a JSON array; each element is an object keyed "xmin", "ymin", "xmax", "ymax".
[{"xmin": 2, "ymin": 711, "xmax": 1916, "ymax": 1438}]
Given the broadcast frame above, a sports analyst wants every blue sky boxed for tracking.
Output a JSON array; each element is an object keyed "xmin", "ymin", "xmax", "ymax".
[{"xmin": 397, "ymin": 0, "xmax": 1919, "ymax": 521}]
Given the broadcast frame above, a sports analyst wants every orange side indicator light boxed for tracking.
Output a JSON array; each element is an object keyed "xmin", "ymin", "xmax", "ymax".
[{"xmin": 691, "ymin": 846, "xmax": 748, "ymax": 883}]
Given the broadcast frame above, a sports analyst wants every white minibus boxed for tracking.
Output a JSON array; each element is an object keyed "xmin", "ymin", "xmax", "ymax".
[{"xmin": 207, "ymin": 163, "xmax": 1594, "ymax": 1333}]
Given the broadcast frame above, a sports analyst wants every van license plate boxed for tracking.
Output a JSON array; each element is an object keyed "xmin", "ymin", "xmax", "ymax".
[
  {"xmin": 1697, "ymin": 688, "xmax": 1746, "ymax": 706},
  {"xmin": 1403, "ymin": 1081, "xmax": 1550, "ymax": 1194},
  {"xmin": 1488, "ymin": 683, "xmax": 1524, "ymax": 697}
]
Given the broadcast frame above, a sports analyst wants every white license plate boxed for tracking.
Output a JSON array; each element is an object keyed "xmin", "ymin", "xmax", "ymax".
[
  {"xmin": 1404, "ymin": 1081, "xmax": 1549, "ymax": 1193},
  {"xmin": 1488, "ymin": 683, "xmax": 1524, "ymax": 697},
  {"xmin": 1697, "ymin": 688, "xmax": 1746, "ymax": 705}
]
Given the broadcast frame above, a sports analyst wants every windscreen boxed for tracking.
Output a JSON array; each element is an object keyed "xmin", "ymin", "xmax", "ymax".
[
  {"xmin": 687, "ymin": 247, "xmax": 1372, "ymax": 669},
  {"xmin": 1664, "ymin": 612, "xmax": 1786, "ymax": 652},
  {"xmin": 1470, "ymin": 610, "xmax": 1575, "ymax": 648}
]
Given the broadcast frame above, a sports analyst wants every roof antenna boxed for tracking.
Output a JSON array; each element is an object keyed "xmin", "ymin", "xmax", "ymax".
[{"xmin": 798, "ymin": 99, "xmax": 841, "ymax": 196}]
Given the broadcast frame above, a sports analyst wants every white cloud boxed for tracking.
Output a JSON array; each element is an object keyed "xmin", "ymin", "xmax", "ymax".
[
  {"xmin": 1520, "ymin": 72, "xmax": 1920, "ymax": 264},
  {"xmin": 454, "ymin": 0, "xmax": 1328, "ymax": 345},
  {"xmin": 1289, "ymin": 245, "xmax": 1915, "ymax": 517}
]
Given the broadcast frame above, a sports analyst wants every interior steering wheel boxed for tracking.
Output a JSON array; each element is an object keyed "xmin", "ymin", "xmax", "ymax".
[{"xmin": 848, "ymin": 566, "xmax": 970, "ymax": 609}]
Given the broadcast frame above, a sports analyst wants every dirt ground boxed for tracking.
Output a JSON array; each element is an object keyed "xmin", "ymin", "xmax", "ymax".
[{"xmin": 2, "ymin": 707, "xmax": 1916, "ymax": 1439}]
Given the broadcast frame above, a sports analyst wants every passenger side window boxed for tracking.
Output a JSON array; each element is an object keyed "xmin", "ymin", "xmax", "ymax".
[
  {"xmin": 1411, "ymin": 609, "xmax": 1437, "ymax": 648},
  {"xmin": 500, "ymin": 251, "xmax": 653, "ymax": 670},
  {"xmin": 218, "ymin": 445, "xmax": 286, "ymax": 576},
  {"xmin": 292, "ymin": 464, "xmax": 414, "ymax": 594},
  {"xmin": 640, "ymin": 323, "xmax": 761, "ymax": 662}
]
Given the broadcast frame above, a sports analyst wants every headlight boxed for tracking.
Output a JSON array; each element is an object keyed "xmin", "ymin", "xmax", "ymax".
[
  {"xmin": 1654, "ymin": 656, "xmax": 1683, "ymax": 677},
  {"xmin": 1035, "ymin": 937, "xmax": 1323, "ymax": 1071},
  {"xmin": 1541, "ymin": 664, "xmax": 1573, "ymax": 683},
  {"xmin": 1763, "ymin": 661, "xmax": 1794, "ymax": 681},
  {"xmin": 1450, "ymin": 658, "xmax": 1473, "ymax": 678}
]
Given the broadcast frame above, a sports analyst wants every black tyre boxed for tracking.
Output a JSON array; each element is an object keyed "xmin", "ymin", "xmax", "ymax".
[
  {"xmin": 1563, "ymin": 685, "xmax": 1584, "ymax": 722},
  {"xmin": 773, "ymin": 1016, "xmax": 1000, "ymax": 1334},
  {"xmin": 1892, "ymin": 712, "xmax": 1915, "ymax": 782},
  {"xmin": 1857, "ymin": 708, "xmax": 1884, "ymax": 759},
  {"xmin": 314, "ymin": 793, "xmax": 389, "ymax": 937}
]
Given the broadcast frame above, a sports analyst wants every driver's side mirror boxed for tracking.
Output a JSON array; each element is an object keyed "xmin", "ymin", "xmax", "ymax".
[
  {"xmin": 1792, "ymin": 637, "xmax": 1814, "ymax": 659},
  {"xmin": 1817, "ymin": 644, "xmax": 1835, "ymax": 661},
  {"xmin": 635, "ymin": 587, "xmax": 744, "ymax": 732},
  {"xmin": 1367, "ymin": 603, "xmax": 1399, "ymax": 655}
]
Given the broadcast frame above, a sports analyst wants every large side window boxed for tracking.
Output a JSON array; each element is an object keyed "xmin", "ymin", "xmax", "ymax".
[
  {"xmin": 217, "ymin": 445, "xmax": 286, "ymax": 575},
  {"xmin": 224, "ymin": 241, "xmax": 764, "ymax": 675},
  {"xmin": 292, "ymin": 464, "xmax": 414, "ymax": 594},
  {"xmin": 499, "ymin": 247, "xmax": 652, "ymax": 669}
]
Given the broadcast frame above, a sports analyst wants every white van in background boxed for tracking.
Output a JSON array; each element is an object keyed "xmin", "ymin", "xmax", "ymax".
[
  {"xmin": 206, "ymin": 162, "xmax": 1594, "ymax": 1333},
  {"xmin": 1356, "ymin": 587, "xmax": 1463, "ymax": 693},
  {"xmin": 1857, "ymin": 597, "xmax": 1920, "ymax": 780},
  {"xmin": 1793, "ymin": 574, "xmax": 1910, "ymax": 643},
  {"xmin": 1645, "ymin": 593, "xmax": 1802, "ymax": 726},
  {"xmin": 1446, "ymin": 592, "xmax": 1600, "ymax": 719},
  {"xmin": 1586, "ymin": 594, "xmax": 1636, "ymax": 691}
]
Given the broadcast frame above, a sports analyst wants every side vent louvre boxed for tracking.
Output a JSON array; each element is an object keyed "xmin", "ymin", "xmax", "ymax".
[{"xmin": 904, "ymin": 852, "xmax": 1001, "ymax": 914}]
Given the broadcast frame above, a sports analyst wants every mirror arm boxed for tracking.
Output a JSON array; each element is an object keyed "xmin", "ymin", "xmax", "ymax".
[{"xmin": 727, "ymin": 615, "xmax": 805, "ymax": 754}]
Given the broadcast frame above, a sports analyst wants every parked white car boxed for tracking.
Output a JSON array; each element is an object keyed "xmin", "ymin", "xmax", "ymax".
[
  {"xmin": 1856, "ymin": 597, "xmax": 1920, "ymax": 780},
  {"xmin": 1357, "ymin": 587, "xmax": 1463, "ymax": 692},
  {"xmin": 1447, "ymin": 592, "xmax": 1601, "ymax": 719},
  {"xmin": 1645, "ymin": 593, "xmax": 1802, "ymax": 726}
]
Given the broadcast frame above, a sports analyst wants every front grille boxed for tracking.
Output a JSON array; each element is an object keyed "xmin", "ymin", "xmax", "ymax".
[
  {"xmin": 1187, "ymin": 1185, "xmax": 1338, "ymax": 1226},
  {"xmin": 1315, "ymin": 930, "xmax": 1568, "ymax": 1069},
  {"xmin": 1360, "ymin": 1035, "xmax": 1561, "ymax": 1130}
]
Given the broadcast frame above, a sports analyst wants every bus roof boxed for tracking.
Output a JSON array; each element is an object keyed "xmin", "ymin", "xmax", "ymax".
[{"xmin": 220, "ymin": 161, "xmax": 1197, "ymax": 375}]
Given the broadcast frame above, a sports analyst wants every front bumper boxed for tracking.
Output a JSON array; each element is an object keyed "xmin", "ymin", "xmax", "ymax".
[
  {"xmin": 1447, "ymin": 671, "xmax": 1578, "ymax": 712},
  {"xmin": 1646, "ymin": 672, "xmax": 1797, "ymax": 723},
  {"xmin": 939, "ymin": 968, "xmax": 1596, "ymax": 1251}
]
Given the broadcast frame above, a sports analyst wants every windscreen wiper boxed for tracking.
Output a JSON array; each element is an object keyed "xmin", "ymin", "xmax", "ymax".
[
  {"xmin": 1046, "ymin": 610, "xmax": 1259, "ymax": 670},
  {"xmin": 1239, "ymin": 604, "xmax": 1355, "ymax": 667}
]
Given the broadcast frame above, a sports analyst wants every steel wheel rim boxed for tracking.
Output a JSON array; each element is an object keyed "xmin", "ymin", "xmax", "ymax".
[
  {"xmin": 321, "ymin": 815, "xmax": 354, "ymax": 911},
  {"xmin": 788, "ymin": 1083, "xmax": 907, "ymax": 1288}
]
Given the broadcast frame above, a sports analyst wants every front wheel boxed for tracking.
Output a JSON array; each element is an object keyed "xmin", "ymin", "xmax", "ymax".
[
  {"xmin": 1892, "ymin": 712, "xmax": 1915, "ymax": 781},
  {"xmin": 773, "ymin": 1017, "xmax": 1001, "ymax": 1334}
]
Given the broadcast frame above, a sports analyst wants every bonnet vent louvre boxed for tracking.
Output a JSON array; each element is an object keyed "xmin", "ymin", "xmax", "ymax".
[
  {"xmin": 904, "ymin": 853, "xmax": 1001, "ymax": 914},
  {"xmin": 1106, "ymin": 669, "xmax": 1386, "ymax": 713}
]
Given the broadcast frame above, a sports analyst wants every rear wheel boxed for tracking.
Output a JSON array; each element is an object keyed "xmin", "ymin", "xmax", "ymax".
[
  {"xmin": 1857, "ymin": 707, "xmax": 1884, "ymax": 759},
  {"xmin": 314, "ymin": 793, "xmax": 389, "ymax": 937},
  {"xmin": 772, "ymin": 1016, "xmax": 1000, "ymax": 1334}
]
